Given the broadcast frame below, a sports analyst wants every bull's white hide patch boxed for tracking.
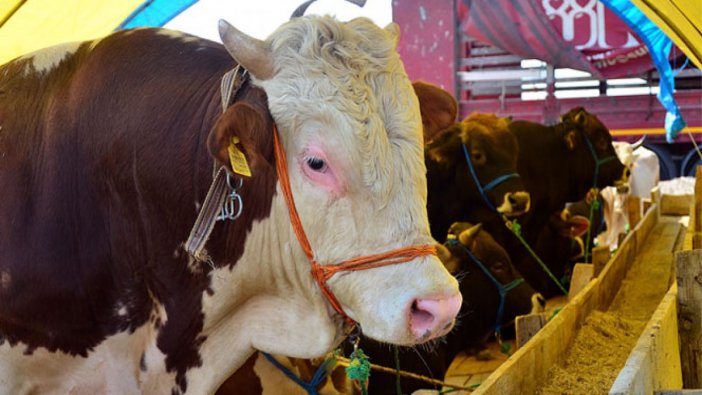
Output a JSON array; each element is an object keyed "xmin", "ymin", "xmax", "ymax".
[
  {"xmin": 0, "ymin": 307, "xmax": 174, "ymax": 395},
  {"xmin": 20, "ymin": 42, "xmax": 81, "ymax": 76}
]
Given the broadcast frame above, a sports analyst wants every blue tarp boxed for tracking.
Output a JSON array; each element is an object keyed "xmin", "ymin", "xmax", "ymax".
[
  {"xmin": 601, "ymin": 0, "xmax": 687, "ymax": 143},
  {"xmin": 117, "ymin": 0, "xmax": 198, "ymax": 30}
]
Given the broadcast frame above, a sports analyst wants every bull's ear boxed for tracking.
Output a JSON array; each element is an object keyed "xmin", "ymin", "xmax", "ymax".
[
  {"xmin": 208, "ymin": 102, "xmax": 271, "ymax": 177},
  {"xmin": 458, "ymin": 223, "xmax": 482, "ymax": 247},
  {"xmin": 564, "ymin": 130, "xmax": 578, "ymax": 151},
  {"xmin": 412, "ymin": 81, "xmax": 458, "ymax": 143}
]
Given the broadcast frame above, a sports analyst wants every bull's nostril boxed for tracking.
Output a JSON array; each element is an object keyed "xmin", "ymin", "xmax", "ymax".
[
  {"xmin": 411, "ymin": 301, "xmax": 434, "ymax": 322},
  {"xmin": 410, "ymin": 294, "xmax": 461, "ymax": 341},
  {"xmin": 410, "ymin": 301, "xmax": 435, "ymax": 336}
]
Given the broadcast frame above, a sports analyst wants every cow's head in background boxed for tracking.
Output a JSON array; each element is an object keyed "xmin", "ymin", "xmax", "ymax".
[
  {"xmin": 210, "ymin": 15, "xmax": 460, "ymax": 359},
  {"xmin": 438, "ymin": 222, "xmax": 543, "ymax": 351},
  {"xmin": 424, "ymin": 112, "xmax": 530, "ymax": 241},
  {"xmin": 558, "ymin": 107, "xmax": 629, "ymax": 200}
]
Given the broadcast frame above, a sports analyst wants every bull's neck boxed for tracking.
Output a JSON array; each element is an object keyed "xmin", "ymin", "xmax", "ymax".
[{"xmin": 188, "ymin": 189, "xmax": 339, "ymax": 390}]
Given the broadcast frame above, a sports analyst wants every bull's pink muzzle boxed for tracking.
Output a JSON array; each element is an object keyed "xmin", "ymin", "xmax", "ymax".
[{"xmin": 410, "ymin": 293, "xmax": 462, "ymax": 341}]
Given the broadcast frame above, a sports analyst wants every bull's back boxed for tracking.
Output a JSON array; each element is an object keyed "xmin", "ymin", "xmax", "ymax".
[{"xmin": 0, "ymin": 29, "xmax": 232, "ymax": 353}]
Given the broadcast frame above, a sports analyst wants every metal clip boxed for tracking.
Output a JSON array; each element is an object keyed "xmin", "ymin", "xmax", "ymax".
[
  {"xmin": 347, "ymin": 325, "xmax": 362, "ymax": 352},
  {"xmin": 217, "ymin": 173, "xmax": 244, "ymax": 221}
]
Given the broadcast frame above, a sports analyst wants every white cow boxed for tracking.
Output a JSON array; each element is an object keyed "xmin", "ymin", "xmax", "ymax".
[
  {"xmin": 0, "ymin": 15, "xmax": 461, "ymax": 395},
  {"xmin": 597, "ymin": 140, "xmax": 659, "ymax": 249}
]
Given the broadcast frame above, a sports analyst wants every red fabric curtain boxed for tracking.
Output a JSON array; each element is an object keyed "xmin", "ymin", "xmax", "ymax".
[{"xmin": 459, "ymin": 0, "xmax": 656, "ymax": 78}]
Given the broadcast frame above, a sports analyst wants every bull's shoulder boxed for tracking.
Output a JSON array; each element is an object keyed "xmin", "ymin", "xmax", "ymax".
[
  {"xmin": 87, "ymin": 28, "xmax": 232, "ymax": 77},
  {"xmin": 0, "ymin": 28, "xmax": 233, "ymax": 96}
]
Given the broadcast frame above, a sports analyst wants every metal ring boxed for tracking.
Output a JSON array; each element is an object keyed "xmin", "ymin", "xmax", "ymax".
[{"xmin": 225, "ymin": 173, "xmax": 244, "ymax": 191}]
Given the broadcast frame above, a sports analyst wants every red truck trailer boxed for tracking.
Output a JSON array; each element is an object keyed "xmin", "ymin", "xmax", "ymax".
[{"xmin": 393, "ymin": 0, "xmax": 702, "ymax": 179}]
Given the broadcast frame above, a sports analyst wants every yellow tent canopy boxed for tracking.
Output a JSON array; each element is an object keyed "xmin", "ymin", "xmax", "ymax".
[
  {"xmin": 630, "ymin": 0, "xmax": 702, "ymax": 70},
  {"xmin": 1, "ymin": 0, "xmax": 700, "ymax": 69},
  {"xmin": 0, "ymin": 0, "xmax": 197, "ymax": 66}
]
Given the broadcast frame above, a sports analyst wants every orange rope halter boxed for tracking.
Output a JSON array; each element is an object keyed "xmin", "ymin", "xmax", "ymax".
[{"xmin": 272, "ymin": 125, "xmax": 437, "ymax": 325}]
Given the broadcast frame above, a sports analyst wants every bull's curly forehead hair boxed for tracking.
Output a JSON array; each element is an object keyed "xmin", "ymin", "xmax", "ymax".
[
  {"xmin": 267, "ymin": 15, "xmax": 398, "ymax": 74},
  {"xmin": 261, "ymin": 15, "xmax": 425, "ymax": 207}
]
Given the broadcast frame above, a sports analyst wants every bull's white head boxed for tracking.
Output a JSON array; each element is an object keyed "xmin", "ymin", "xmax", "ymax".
[{"xmin": 217, "ymin": 16, "xmax": 460, "ymax": 349}]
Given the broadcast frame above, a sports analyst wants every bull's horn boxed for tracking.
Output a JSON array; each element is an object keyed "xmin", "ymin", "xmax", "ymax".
[
  {"xmin": 291, "ymin": 0, "xmax": 366, "ymax": 19},
  {"xmin": 458, "ymin": 223, "xmax": 482, "ymax": 247},
  {"xmin": 290, "ymin": 0, "xmax": 316, "ymax": 18},
  {"xmin": 218, "ymin": 20, "xmax": 274, "ymax": 81},
  {"xmin": 631, "ymin": 135, "xmax": 646, "ymax": 150}
]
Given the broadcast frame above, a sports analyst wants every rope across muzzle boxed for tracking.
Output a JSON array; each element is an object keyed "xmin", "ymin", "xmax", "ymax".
[{"xmin": 272, "ymin": 125, "xmax": 437, "ymax": 326}]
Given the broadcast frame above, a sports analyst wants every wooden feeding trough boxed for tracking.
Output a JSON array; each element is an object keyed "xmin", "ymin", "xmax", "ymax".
[{"xmin": 443, "ymin": 166, "xmax": 702, "ymax": 395}]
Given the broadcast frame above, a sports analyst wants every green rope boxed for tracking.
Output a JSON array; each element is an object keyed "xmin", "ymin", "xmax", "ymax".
[
  {"xmin": 548, "ymin": 307, "xmax": 562, "ymax": 321},
  {"xmin": 506, "ymin": 219, "xmax": 569, "ymax": 295},
  {"xmin": 500, "ymin": 341, "xmax": 512, "ymax": 356},
  {"xmin": 347, "ymin": 348, "xmax": 371, "ymax": 395},
  {"xmin": 393, "ymin": 346, "xmax": 401, "ymax": 395},
  {"xmin": 583, "ymin": 189, "xmax": 600, "ymax": 263}
]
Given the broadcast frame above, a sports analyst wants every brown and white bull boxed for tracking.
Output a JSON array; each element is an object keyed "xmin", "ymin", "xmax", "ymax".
[{"xmin": 0, "ymin": 16, "xmax": 460, "ymax": 394}]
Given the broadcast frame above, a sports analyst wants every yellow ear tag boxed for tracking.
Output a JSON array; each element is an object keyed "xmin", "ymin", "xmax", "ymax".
[{"xmin": 227, "ymin": 136, "xmax": 252, "ymax": 177}]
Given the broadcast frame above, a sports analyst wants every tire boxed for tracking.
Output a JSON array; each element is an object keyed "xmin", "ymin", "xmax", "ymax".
[
  {"xmin": 643, "ymin": 144, "xmax": 677, "ymax": 180},
  {"xmin": 680, "ymin": 147, "xmax": 702, "ymax": 177}
]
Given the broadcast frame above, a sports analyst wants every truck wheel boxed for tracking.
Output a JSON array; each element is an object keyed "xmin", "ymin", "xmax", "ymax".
[
  {"xmin": 643, "ymin": 144, "xmax": 677, "ymax": 180},
  {"xmin": 680, "ymin": 147, "xmax": 702, "ymax": 177}
]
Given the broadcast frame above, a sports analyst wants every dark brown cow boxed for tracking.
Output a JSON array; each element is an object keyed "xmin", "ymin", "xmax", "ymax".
[
  {"xmin": 500, "ymin": 107, "xmax": 629, "ymax": 296},
  {"xmin": 425, "ymin": 112, "xmax": 531, "ymax": 242},
  {"xmin": 0, "ymin": 17, "xmax": 461, "ymax": 394}
]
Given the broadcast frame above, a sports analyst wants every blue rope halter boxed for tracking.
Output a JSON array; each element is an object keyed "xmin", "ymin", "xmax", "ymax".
[
  {"xmin": 461, "ymin": 144, "xmax": 520, "ymax": 214},
  {"xmin": 445, "ymin": 239, "xmax": 525, "ymax": 337},
  {"xmin": 261, "ymin": 352, "xmax": 335, "ymax": 395}
]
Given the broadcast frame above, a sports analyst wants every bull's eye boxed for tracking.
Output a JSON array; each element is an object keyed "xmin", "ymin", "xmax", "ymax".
[
  {"xmin": 305, "ymin": 156, "xmax": 327, "ymax": 172},
  {"xmin": 471, "ymin": 151, "xmax": 486, "ymax": 165}
]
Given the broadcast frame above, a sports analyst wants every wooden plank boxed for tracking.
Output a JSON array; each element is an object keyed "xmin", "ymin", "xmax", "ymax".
[
  {"xmin": 568, "ymin": 263, "xmax": 593, "ymax": 301},
  {"xmin": 609, "ymin": 283, "xmax": 683, "ymax": 394},
  {"xmin": 694, "ymin": 166, "xmax": 702, "ymax": 249},
  {"xmin": 661, "ymin": 194, "xmax": 693, "ymax": 216},
  {"xmin": 515, "ymin": 313, "xmax": 547, "ymax": 349},
  {"xmin": 471, "ymin": 279, "xmax": 600, "ymax": 394},
  {"xmin": 627, "ymin": 195, "xmax": 642, "ymax": 228},
  {"xmin": 471, "ymin": 205, "xmax": 660, "ymax": 395},
  {"xmin": 676, "ymin": 249, "xmax": 702, "ymax": 388},
  {"xmin": 592, "ymin": 245, "xmax": 611, "ymax": 277},
  {"xmin": 695, "ymin": 165, "xmax": 702, "ymax": 231},
  {"xmin": 651, "ymin": 186, "xmax": 662, "ymax": 205}
]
